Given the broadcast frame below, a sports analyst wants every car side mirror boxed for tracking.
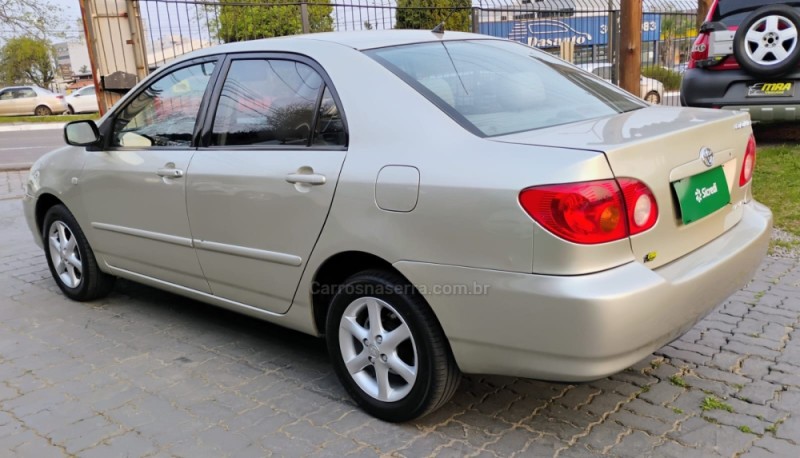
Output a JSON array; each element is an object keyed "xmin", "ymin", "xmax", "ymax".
[
  {"xmin": 64, "ymin": 120, "xmax": 100, "ymax": 146},
  {"xmin": 73, "ymin": 93, "xmax": 81, "ymax": 97}
]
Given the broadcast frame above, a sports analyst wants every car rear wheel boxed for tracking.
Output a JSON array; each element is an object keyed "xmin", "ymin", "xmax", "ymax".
[
  {"xmin": 326, "ymin": 270, "xmax": 460, "ymax": 422},
  {"xmin": 43, "ymin": 205, "xmax": 115, "ymax": 301},
  {"xmin": 67, "ymin": 105, "xmax": 75, "ymax": 115},
  {"xmin": 644, "ymin": 91, "xmax": 661, "ymax": 104},
  {"xmin": 734, "ymin": 5, "xmax": 800, "ymax": 77},
  {"xmin": 34, "ymin": 105, "xmax": 52, "ymax": 116}
]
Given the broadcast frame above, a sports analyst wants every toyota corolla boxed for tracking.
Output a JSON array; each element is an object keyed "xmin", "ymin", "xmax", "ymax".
[{"xmin": 23, "ymin": 30, "xmax": 772, "ymax": 422}]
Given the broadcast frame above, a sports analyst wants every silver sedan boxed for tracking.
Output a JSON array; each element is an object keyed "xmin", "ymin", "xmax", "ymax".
[{"xmin": 22, "ymin": 31, "xmax": 772, "ymax": 422}]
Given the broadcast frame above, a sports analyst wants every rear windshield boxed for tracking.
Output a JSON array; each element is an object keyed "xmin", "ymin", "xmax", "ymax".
[
  {"xmin": 713, "ymin": 0, "xmax": 800, "ymax": 26},
  {"xmin": 366, "ymin": 39, "xmax": 644, "ymax": 137}
]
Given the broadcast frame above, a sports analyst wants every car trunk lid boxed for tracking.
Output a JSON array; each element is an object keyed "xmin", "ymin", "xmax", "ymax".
[{"xmin": 492, "ymin": 106, "xmax": 754, "ymax": 269}]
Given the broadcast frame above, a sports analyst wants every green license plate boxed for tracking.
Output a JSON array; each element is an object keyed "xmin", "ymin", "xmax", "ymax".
[{"xmin": 672, "ymin": 167, "xmax": 730, "ymax": 224}]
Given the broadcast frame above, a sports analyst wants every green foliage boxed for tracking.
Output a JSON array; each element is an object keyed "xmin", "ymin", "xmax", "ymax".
[
  {"xmin": 669, "ymin": 375, "xmax": 687, "ymax": 388},
  {"xmin": 395, "ymin": 0, "xmax": 472, "ymax": 32},
  {"xmin": 700, "ymin": 396, "xmax": 734, "ymax": 413},
  {"xmin": 641, "ymin": 66, "xmax": 682, "ymax": 91},
  {"xmin": 672, "ymin": 407, "xmax": 684, "ymax": 414},
  {"xmin": 0, "ymin": 36, "xmax": 55, "ymax": 87},
  {"xmin": 213, "ymin": 0, "xmax": 333, "ymax": 42},
  {"xmin": 0, "ymin": 0, "xmax": 62, "ymax": 36},
  {"xmin": 738, "ymin": 425, "xmax": 754, "ymax": 434},
  {"xmin": 752, "ymin": 145, "xmax": 800, "ymax": 237}
]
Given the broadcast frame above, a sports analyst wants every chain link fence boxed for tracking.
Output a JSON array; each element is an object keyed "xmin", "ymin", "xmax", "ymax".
[{"xmin": 85, "ymin": 0, "xmax": 700, "ymax": 107}]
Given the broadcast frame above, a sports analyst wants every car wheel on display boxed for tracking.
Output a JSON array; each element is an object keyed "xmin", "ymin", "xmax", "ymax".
[
  {"xmin": 34, "ymin": 105, "xmax": 53, "ymax": 116},
  {"xmin": 645, "ymin": 91, "xmax": 661, "ymax": 104},
  {"xmin": 42, "ymin": 205, "xmax": 115, "ymax": 301},
  {"xmin": 733, "ymin": 4, "xmax": 800, "ymax": 77},
  {"xmin": 325, "ymin": 270, "xmax": 461, "ymax": 422}
]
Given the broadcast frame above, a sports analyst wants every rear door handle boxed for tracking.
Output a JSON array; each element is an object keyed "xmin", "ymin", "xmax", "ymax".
[
  {"xmin": 157, "ymin": 168, "xmax": 184, "ymax": 178},
  {"xmin": 286, "ymin": 173, "xmax": 326, "ymax": 186}
]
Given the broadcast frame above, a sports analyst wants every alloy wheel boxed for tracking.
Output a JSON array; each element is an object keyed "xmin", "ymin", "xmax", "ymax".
[
  {"xmin": 48, "ymin": 221, "xmax": 83, "ymax": 288},
  {"xmin": 338, "ymin": 297, "xmax": 418, "ymax": 402},
  {"xmin": 744, "ymin": 14, "xmax": 798, "ymax": 65}
]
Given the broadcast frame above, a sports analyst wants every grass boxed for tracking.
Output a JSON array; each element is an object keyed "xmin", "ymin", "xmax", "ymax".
[
  {"xmin": 739, "ymin": 425, "xmax": 754, "ymax": 434},
  {"xmin": 700, "ymin": 396, "xmax": 734, "ymax": 413},
  {"xmin": 669, "ymin": 375, "xmax": 687, "ymax": 388},
  {"xmin": 0, "ymin": 114, "xmax": 99, "ymax": 124},
  {"xmin": 753, "ymin": 145, "xmax": 800, "ymax": 238},
  {"xmin": 672, "ymin": 407, "xmax": 684, "ymax": 414}
]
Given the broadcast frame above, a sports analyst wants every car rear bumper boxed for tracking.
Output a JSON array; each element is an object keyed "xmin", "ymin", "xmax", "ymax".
[
  {"xmin": 394, "ymin": 201, "xmax": 772, "ymax": 381},
  {"xmin": 681, "ymin": 68, "xmax": 800, "ymax": 121}
]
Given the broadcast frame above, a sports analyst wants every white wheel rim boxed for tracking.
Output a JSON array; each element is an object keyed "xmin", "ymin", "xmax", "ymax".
[
  {"xmin": 48, "ymin": 221, "xmax": 83, "ymax": 288},
  {"xmin": 744, "ymin": 15, "xmax": 798, "ymax": 66},
  {"xmin": 338, "ymin": 297, "xmax": 418, "ymax": 402}
]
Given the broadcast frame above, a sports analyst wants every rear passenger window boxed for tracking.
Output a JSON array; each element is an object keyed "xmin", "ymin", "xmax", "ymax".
[
  {"xmin": 211, "ymin": 60, "xmax": 324, "ymax": 146},
  {"xmin": 313, "ymin": 87, "xmax": 346, "ymax": 146}
]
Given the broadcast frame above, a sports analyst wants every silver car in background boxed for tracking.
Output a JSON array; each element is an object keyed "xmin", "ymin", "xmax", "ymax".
[
  {"xmin": 0, "ymin": 85, "xmax": 69, "ymax": 116},
  {"xmin": 22, "ymin": 31, "xmax": 771, "ymax": 422}
]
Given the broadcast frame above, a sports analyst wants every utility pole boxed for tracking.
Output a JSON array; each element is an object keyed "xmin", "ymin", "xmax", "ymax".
[
  {"xmin": 619, "ymin": 0, "xmax": 641, "ymax": 97},
  {"xmin": 697, "ymin": 0, "xmax": 713, "ymax": 29},
  {"xmin": 79, "ymin": 0, "xmax": 149, "ymax": 115}
]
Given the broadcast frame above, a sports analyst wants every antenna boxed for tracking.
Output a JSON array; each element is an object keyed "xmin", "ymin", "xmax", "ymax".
[{"xmin": 431, "ymin": 9, "xmax": 457, "ymax": 34}]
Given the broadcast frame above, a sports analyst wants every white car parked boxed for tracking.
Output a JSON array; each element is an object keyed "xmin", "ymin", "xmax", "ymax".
[
  {"xmin": 66, "ymin": 85, "xmax": 99, "ymax": 114},
  {"xmin": 579, "ymin": 63, "xmax": 665, "ymax": 104}
]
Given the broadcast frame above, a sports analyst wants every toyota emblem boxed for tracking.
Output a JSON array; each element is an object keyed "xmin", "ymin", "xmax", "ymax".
[{"xmin": 699, "ymin": 147, "xmax": 714, "ymax": 167}]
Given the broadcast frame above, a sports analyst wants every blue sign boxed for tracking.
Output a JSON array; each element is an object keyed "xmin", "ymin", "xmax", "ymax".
[{"xmin": 480, "ymin": 14, "xmax": 661, "ymax": 48}]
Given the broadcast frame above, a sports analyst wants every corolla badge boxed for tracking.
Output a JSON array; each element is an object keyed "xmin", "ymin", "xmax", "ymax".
[{"xmin": 699, "ymin": 147, "xmax": 714, "ymax": 167}]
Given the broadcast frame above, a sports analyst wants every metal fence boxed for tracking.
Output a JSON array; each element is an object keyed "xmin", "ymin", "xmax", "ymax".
[{"xmin": 81, "ymin": 0, "xmax": 700, "ymax": 109}]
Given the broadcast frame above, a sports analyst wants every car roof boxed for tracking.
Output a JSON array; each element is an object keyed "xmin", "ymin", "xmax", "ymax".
[{"xmin": 180, "ymin": 30, "xmax": 500, "ymax": 61}]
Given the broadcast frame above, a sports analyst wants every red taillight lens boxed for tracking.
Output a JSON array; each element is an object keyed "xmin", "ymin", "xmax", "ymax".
[
  {"xmin": 688, "ymin": 33, "xmax": 710, "ymax": 69},
  {"xmin": 519, "ymin": 179, "xmax": 657, "ymax": 244},
  {"xmin": 56, "ymin": 95, "xmax": 64, "ymax": 99},
  {"xmin": 740, "ymin": 134, "xmax": 756, "ymax": 186}
]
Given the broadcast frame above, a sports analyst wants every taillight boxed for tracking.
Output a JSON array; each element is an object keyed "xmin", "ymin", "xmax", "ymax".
[
  {"xmin": 519, "ymin": 179, "xmax": 657, "ymax": 245},
  {"xmin": 740, "ymin": 134, "xmax": 756, "ymax": 186},
  {"xmin": 56, "ymin": 95, "xmax": 64, "ymax": 99},
  {"xmin": 618, "ymin": 178, "xmax": 658, "ymax": 236},
  {"xmin": 688, "ymin": 33, "xmax": 710, "ymax": 69}
]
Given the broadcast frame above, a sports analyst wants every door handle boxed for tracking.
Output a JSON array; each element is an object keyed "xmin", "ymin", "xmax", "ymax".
[
  {"xmin": 157, "ymin": 168, "xmax": 184, "ymax": 178},
  {"xmin": 286, "ymin": 173, "xmax": 326, "ymax": 186}
]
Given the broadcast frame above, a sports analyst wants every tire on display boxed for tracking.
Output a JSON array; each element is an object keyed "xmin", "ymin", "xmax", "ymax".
[
  {"xmin": 325, "ymin": 270, "xmax": 461, "ymax": 422},
  {"xmin": 733, "ymin": 5, "xmax": 800, "ymax": 77},
  {"xmin": 42, "ymin": 205, "xmax": 115, "ymax": 301}
]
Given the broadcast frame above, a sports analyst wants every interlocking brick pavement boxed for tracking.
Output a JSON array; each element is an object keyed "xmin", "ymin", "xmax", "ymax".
[
  {"xmin": 1, "ymin": 193, "xmax": 799, "ymax": 456},
  {"xmin": 0, "ymin": 170, "xmax": 27, "ymax": 200}
]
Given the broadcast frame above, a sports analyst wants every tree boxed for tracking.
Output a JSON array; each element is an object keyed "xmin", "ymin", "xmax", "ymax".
[
  {"xmin": 0, "ymin": 0, "xmax": 62, "ymax": 36},
  {"xmin": 659, "ymin": 13, "xmax": 695, "ymax": 66},
  {"xmin": 213, "ymin": 0, "xmax": 333, "ymax": 42},
  {"xmin": 395, "ymin": 0, "xmax": 471, "ymax": 32},
  {"xmin": 0, "ymin": 36, "xmax": 56, "ymax": 87}
]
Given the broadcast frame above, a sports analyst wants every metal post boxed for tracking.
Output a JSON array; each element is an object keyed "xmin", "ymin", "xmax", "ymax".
[
  {"xmin": 472, "ymin": 7, "xmax": 480, "ymax": 34},
  {"xmin": 300, "ymin": 1, "xmax": 310, "ymax": 34},
  {"xmin": 78, "ymin": 0, "xmax": 106, "ymax": 114},
  {"xmin": 608, "ymin": 9, "xmax": 619, "ymax": 85},
  {"xmin": 697, "ymin": 0, "xmax": 713, "ymax": 29},
  {"xmin": 619, "ymin": 0, "xmax": 642, "ymax": 96}
]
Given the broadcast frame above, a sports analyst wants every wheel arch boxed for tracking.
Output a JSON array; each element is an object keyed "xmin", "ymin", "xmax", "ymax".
[
  {"xmin": 35, "ymin": 193, "xmax": 66, "ymax": 236},
  {"xmin": 311, "ymin": 250, "xmax": 406, "ymax": 335}
]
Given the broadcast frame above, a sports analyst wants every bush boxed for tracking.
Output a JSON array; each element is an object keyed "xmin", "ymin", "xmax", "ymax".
[{"xmin": 641, "ymin": 66, "xmax": 683, "ymax": 91}]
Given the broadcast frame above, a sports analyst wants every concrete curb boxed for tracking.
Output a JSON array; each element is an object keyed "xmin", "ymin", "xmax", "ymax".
[
  {"xmin": 0, "ymin": 163, "xmax": 33, "ymax": 172},
  {"xmin": 0, "ymin": 123, "xmax": 65, "ymax": 133}
]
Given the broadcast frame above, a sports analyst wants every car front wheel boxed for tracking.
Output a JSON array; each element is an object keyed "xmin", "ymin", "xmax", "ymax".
[
  {"xmin": 43, "ymin": 205, "xmax": 115, "ymax": 301},
  {"xmin": 326, "ymin": 270, "xmax": 461, "ymax": 422},
  {"xmin": 645, "ymin": 91, "xmax": 661, "ymax": 104}
]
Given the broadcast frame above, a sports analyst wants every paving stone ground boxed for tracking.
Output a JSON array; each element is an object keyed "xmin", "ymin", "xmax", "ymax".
[{"xmin": 1, "ymin": 183, "xmax": 800, "ymax": 456}]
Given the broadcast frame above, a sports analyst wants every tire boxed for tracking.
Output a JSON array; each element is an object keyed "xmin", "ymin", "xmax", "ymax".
[
  {"xmin": 733, "ymin": 5, "xmax": 800, "ymax": 77},
  {"xmin": 67, "ymin": 105, "xmax": 75, "ymax": 115},
  {"xmin": 34, "ymin": 105, "xmax": 53, "ymax": 116},
  {"xmin": 325, "ymin": 270, "xmax": 461, "ymax": 422},
  {"xmin": 42, "ymin": 205, "xmax": 115, "ymax": 301},
  {"xmin": 644, "ymin": 91, "xmax": 661, "ymax": 104}
]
